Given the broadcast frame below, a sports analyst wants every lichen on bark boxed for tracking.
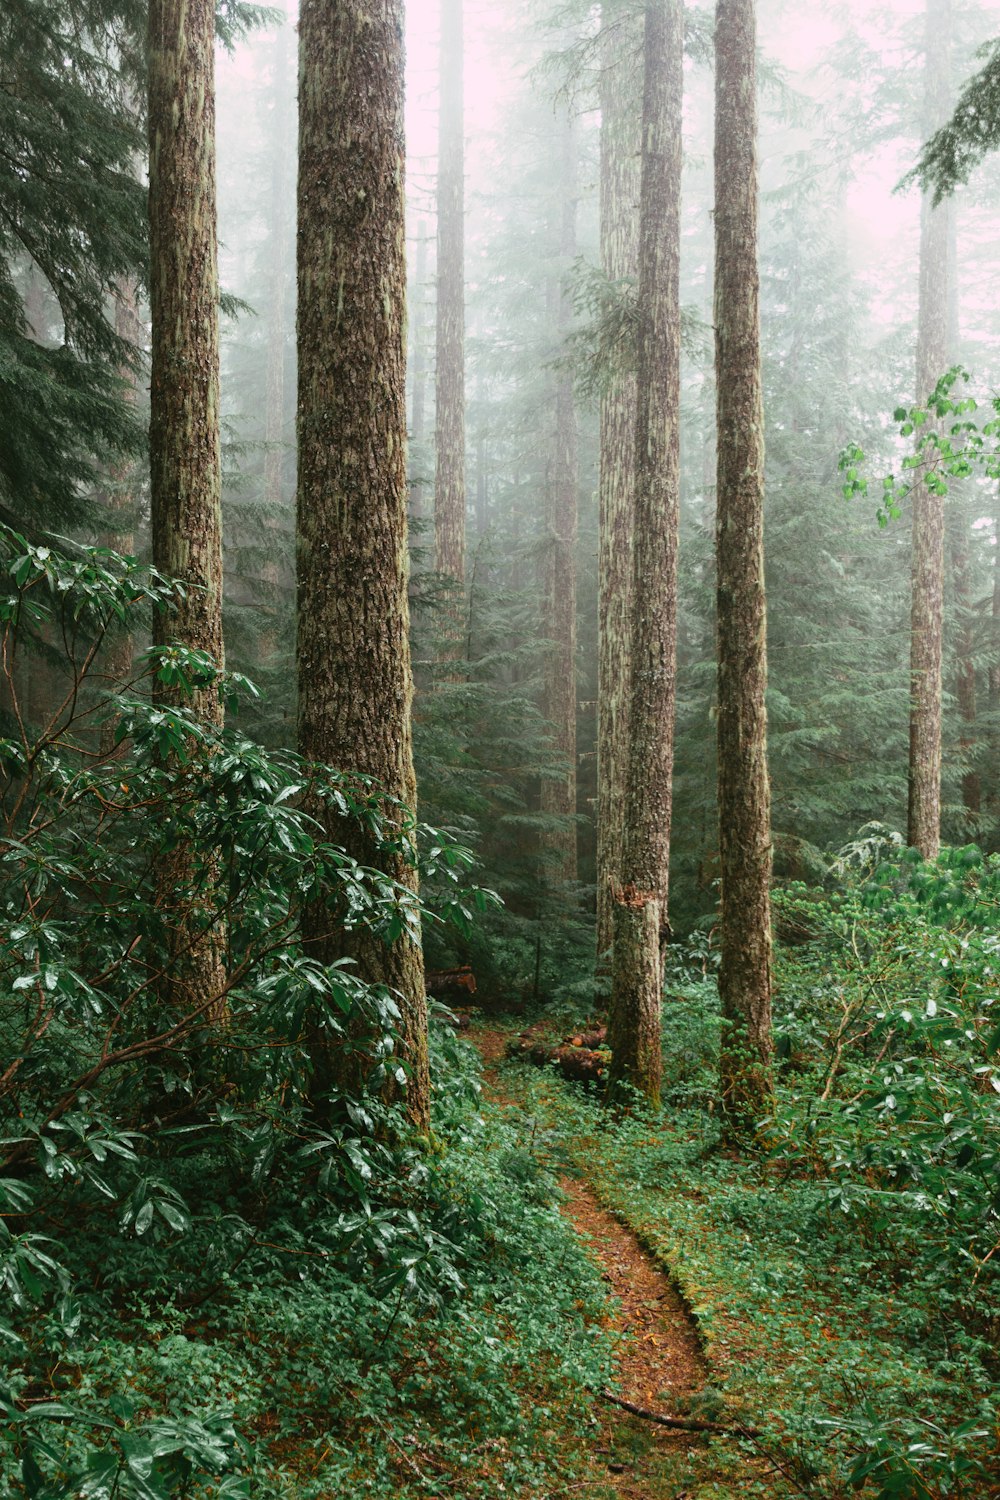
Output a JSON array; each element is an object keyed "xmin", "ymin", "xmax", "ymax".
[
  {"xmin": 147, "ymin": 0, "xmax": 227, "ymax": 1020},
  {"xmin": 608, "ymin": 0, "xmax": 683, "ymax": 1109},
  {"xmin": 296, "ymin": 0, "xmax": 429, "ymax": 1130},
  {"xmin": 714, "ymin": 0, "xmax": 774, "ymax": 1129}
]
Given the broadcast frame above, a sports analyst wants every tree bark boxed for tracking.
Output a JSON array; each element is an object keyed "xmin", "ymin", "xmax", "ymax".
[
  {"xmin": 147, "ymin": 0, "xmax": 227, "ymax": 1019},
  {"xmin": 714, "ymin": 0, "xmax": 773, "ymax": 1127},
  {"xmin": 607, "ymin": 0, "xmax": 683, "ymax": 1108},
  {"xmin": 98, "ymin": 281, "xmax": 142, "ymax": 752},
  {"xmin": 950, "ymin": 499, "xmax": 980, "ymax": 822},
  {"xmin": 540, "ymin": 113, "xmax": 579, "ymax": 890},
  {"xmin": 260, "ymin": 10, "xmax": 293, "ymax": 666},
  {"xmin": 297, "ymin": 0, "xmax": 428, "ymax": 1130},
  {"xmin": 596, "ymin": 2, "xmax": 642, "ymax": 964},
  {"xmin": 148, "ymin": 0, "xmax": 225, "ymax": 727},
  {"xmin": 908, "ymin": 0, "xmax": 952, "ymax": 860},
  {"xmin": 434, "ymin": 0, "xmax": 466, "ymax": 584},
  {"xmin": 410, "ymin": 220, "xmax": 430, "ymax": 524},
  {"xmin": 992, "ymin": 500, "xmax": 1000, "ymax": 798},
  {"xmin": 264, "ymin": 11, "xmax": 292, "ymax": 522}
]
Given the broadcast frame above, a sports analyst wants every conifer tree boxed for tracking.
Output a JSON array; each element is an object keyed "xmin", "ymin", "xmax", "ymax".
[
  {"xmin": 410, "ymin": 221, "xmax": 431, "ymax": 523},
  {"xmin": 263, "ymin": 11, "xmax": 291, "ymax": 524},
  {"xmin": 908, "ymin": 0, "xmax": 952, "ymax": 860},
  {"xmin": 0, "ymin": 0, "xmax": 145, "ymax": 529},
  {"xmin": 540, "ymin": 114, "xmax": 580, "ymax": 888},
  {"xmin": 297, "ymin": 0, "xmax": 428, "ymax": 1129},
  {"xmin": 596, "ymin": 1, "xmax": 642, "ymax": 962},
  {"xmin": 257, "ymin": 10, "xmax": 294, "ymax": 679},
  {"xmin": 98, "ymin": 280, "xmax": 143, "ymax": 725},
  {"xmin": 608, "ymin": 0, "xmax": 683, "ymax": 1107},
  {"xmin": 988, "ymin": 506, "xmax": 1000, "ymax": 842},
  {"xmin": 950, "ymin": 500, "xmax": 980, "ymax": 822},
  {"xmin": 714, "ymin": 0, "xmax": 773, "ymax": 1125},
  {"xmin": 435, "ymin": 0, "xmax": 466, "ymax": 584},
  {"xmin": 147, "ymin": 0, "xmax": 228, "ymax": 1017},
  {"xmin": 148, "ymin": 0, "xmax": 225, "ymax": 727}
]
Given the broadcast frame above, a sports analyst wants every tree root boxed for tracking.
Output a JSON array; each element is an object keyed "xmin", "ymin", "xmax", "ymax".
[{"xmin": 599, "ymin": 1388, "xmax": 761, "ymax": 1439}]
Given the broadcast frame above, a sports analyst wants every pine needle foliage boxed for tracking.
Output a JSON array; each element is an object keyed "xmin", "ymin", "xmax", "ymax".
[{"xmin": 0, "ymin": 0, "xmax": 146, "ymax": 527}]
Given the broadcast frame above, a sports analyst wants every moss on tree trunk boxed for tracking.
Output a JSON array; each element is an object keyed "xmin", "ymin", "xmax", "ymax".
[
  {"xmin": 608, "ymin": 0, "xmax": 683, "ymax": 1109},
  {"xmin": 148, "ymin": 0, "xmax": 224, "ymax": 728},
  {"xmin": 296, "ymin": 0, "xmax": 428, "ymax": 1131},
  {"xmin": 714, "ymin": 0, "xmax": 773, "ymax": 1129},
  {"xmin": 147, "ymin": 0, "xmax": 227, "ymax": 1020},
  {"xmin": 596, "ymin": 5, "xmax": 641, "ymax": 965}
]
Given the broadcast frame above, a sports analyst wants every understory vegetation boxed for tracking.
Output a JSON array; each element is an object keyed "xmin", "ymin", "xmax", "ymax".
[
  {"xmin": 502, "ymin": 832, "xmax": 1000, "ymax": 1498},
  {"xmin": 2, "ymin": 1025, "xmax": 614, "ymax": 1500},
  {"xmin": 0, "ymin": 529, "xmax": 613, "ymax": 1499}
]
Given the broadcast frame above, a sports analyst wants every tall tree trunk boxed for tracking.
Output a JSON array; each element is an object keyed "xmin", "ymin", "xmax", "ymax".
[
  {"xmin": 950, "ymin": 502, "xmax": 980, "ymax": 822},
  {"xmin": 990, "ymin": 503, "xmax": 1000, "ymax": 847},
  {"xmin": 714, "ymin": 0, "xmax": 773, "ymax": 1127},
  {"xmin": 944, "ymin": 214, "xmax": 978, "ymax": 825},
  {"xmin": 260, "ymin": 10, "xmax": 293, "ymax": 666},
  {"xmin": 147, "ymin": 0, "xmax": 227, "ymax": 1017},
  {"xmin": 99, "ymin": 281, "xmax": 142, "ymax": 751},
  {"xmin": 908, "ymin": 0, "xmax": 952, "ymax": 859},
  {"xmin": 607, "ymin": 0, "xmax": 683, "ymax": 1107},
  {"xmin": 596, "ymin": 2, "xmax": 642, "ymax": 964},
  {"xmin": 993, "ymin": 519, "xmax": 1000, "ymax": 709},
  {"xmin": 475, "ymin": 421, "xmax": 488, "ymax": 538},
  {"xmin": 297, "ymin": 0, "xmax": 428, "ymax": 1130},
  {"xmin": 148, "ymin": 0, "xmax": 224, "ymax": 725},
  {"xmin": 434, "ymin": 0, "xmax": 466, "ymax": 584},
  {"xmin": 540, "ymin": 114, "xmax": 579, "ymax": 890},
  {"xmin": 410, "ymin": 220, "xmax": 430, "ymax": 524},
  {"xmin": 263, "ymin": 11, "xmax": 290, "ymax": 519}
]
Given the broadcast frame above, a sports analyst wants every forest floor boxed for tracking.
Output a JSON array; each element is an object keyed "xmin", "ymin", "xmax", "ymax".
[
  {"xmin": 466, "ymin": 1007, "xmax": 1000, "ymax": 1500},
  {"xmin": 471, "ymin": 1023, "xmax": 772, "ymax": 1499}
]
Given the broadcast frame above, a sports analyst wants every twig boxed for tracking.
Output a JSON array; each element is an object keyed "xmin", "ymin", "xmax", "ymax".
[{"xmin": 599, "ymin": 1388, "xmax": 760, "ymax": 1438}]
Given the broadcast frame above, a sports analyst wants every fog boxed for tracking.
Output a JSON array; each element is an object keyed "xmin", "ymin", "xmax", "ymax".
[{"xmin": 212, "ymin": 0, "xmax": 1000, "ymax": 920}]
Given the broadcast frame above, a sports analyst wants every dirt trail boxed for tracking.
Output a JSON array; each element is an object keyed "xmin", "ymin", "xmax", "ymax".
[{"xmin": 471, "ymin": 1025, "xmax": 711, "ymax": 1498}]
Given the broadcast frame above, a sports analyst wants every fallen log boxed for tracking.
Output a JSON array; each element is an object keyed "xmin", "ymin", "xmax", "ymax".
[
  {"xmin": 508, "ymin": 1022, "xmax": 610, "ymax": 1083},
  {"xmin": 529, "ymin": 1043, "xmax": 608, "ymax": 1083},
  {"xmin": 426, "ymin": 965, "xmax": 477, "ymax": 997},
  {"xmin": 569, "ymin": 1027, "xmax": 607, "ymax": 1050}
]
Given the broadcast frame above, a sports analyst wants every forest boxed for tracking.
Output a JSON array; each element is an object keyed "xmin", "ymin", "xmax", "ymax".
[{"xmin": 2, "ymin": 0, "xmax": 1000, "ymax": 1495}]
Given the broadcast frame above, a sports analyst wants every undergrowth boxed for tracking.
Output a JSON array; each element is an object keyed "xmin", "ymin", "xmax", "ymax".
[
  {"xmin": 0, "ymin": 527, "xmax": 612, "ymax": 1499},
  {"xmin": 498, "ymin": 830, "xmax": 1000, "ymax": 1498},
  {"xmin": 1, "ymin": 1024, "xmax": 615, "ymax": 1499}
]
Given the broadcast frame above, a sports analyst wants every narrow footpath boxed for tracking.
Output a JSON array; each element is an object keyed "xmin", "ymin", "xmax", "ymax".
[{"xmin": 471, "ymin": 1025, "xmax": 715, "ymax": 1499}]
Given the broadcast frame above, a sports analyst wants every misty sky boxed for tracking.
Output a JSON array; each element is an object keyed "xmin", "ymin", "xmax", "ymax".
[
  {"xmin": 218, "ymin": 0, "xmax": 1000, "ymax": 370},
  {"xmin": 223, "ymin": 4, "xmax": 965, "ymax": 193}
]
